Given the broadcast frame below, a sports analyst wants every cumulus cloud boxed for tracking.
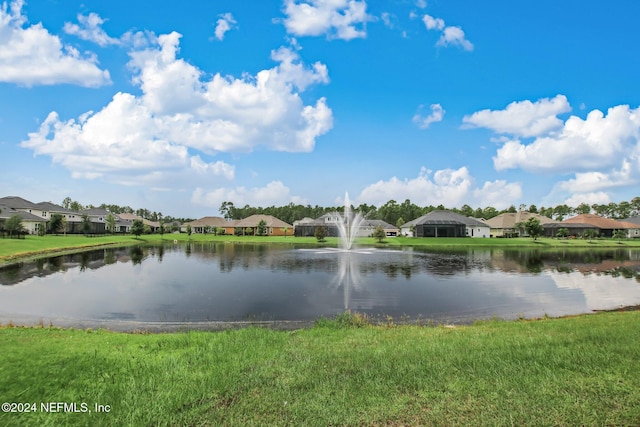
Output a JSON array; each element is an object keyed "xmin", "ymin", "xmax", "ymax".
[
  {"xmin": 492, "ymin": 104, "xmax": 640, "ymax": 173},
  {"xmin": 473, "ymin": 180, "xmax": 523, "ymax": 209},
  {"xmin": 21, "ymin": 32, "xmax": 333, "ymax": 187},
  {"xmin": 192, "ymin": 181, "xmax": 307, "ymax": 209},
  {"xmin": 563, "ymin": 192, "xmax": 611, "ymax": 208},
  {"xmin": 421, "ymin": 14, "xmax": 473, "ymax": 51},
  {"xmin": 463, "ymin": 95, "xmax": 571, "ymax": 138},
  {"xmin": 355, "ymin": 167, "xmax": 521, "ymax": 209},
  {"xmin": 63, "ymin": 12, "xmax": 120, "ymax": 46},
  {"xmin": 214, "ymin": 13, "xmax": 236, "ymax": 41},
  {"xmin": 467, "ymin": 95, "xmax": 640, "ymax": 205},
  {"xmin": 0, "ymin": 0, "xmax": 111, "ymax": 86},
  {"xmin": 412, "ymin": 103, "xmax": 444, "ymax": 129},
  {"xmin": 281, "ymin": 0, "xmax": 370, "ymax": 40}
]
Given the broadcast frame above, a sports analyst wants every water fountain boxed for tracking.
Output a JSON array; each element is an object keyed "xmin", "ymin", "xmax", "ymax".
[{"xmin": 334, "ymin": 192, "xmax": 366, "ymax": 251}]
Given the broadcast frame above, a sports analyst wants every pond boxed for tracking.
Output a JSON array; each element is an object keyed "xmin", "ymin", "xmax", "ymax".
[{"xmin": 1, "ymin": 243, "xmax": 640, "ymax": 330}]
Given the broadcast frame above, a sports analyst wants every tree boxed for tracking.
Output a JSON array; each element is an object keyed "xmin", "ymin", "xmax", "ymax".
[
  {"xmin": 106, "ymin": 213, "xmax": 116, "ymax": 235},
  {"xmin": 186, "ymin": 224, "xmax": 192, "ymax": 237},
  {"xmin": 256, "ymin": 220, "xmax": 267, "ymax": 236},
  {"xmin": 81, "ymin": 213, "xmax": 91, "ymax": 235},
  {"xmin": 131, "ymin": 219, "xmax": 144, "ymax": 239},
  {"xmin": 575, "ymin": 203, "xmax": 591, "ymax": 215},
  {"xmin": 314, "ymin": 225, "xmax": 326, "ymax": 242},
  {"xmin": 61, "ymin": 196, "xmax": 72, "ymax": 209},
  {"xmin": 396, "ymin": 217, "xmax": 405, "ymax": 229},
  {"xmin": 556, "ymin": 227, "xmax": 569, "ymax": 239},
  {"xmin": 159, "ymin": 223, "xmax": 165, "ymax": 238},
  {"xmin": 282, "ymin": 226, "xmax": 289, "ymax": 238},
  {"xmin": 48, "ymin": 213, "xmax": 65, "ymax": 234},
  {"xmin": 553, "ymin": 204, "xmax": 571, "ymax": 221},
  {"xmin": 70, "ymin": 201, "xmax": 83, "ymax": 212},
  {"xmin": 6, "ymin": 215, "xmax": 25, "ymax": 237},
  {"xmin": 583, "ymin": 228, "xmax": 598, "ymax": 242},
  {"xmin": 524, "ymin": 217, "xmax": 544, "ymax": 240},
  {"xmin": 612, "ymin": 229, "xmax": 626, "ymax": 242},
  {"xmin": 219, "ymin": 201, "xmax": 236, "ymax": 220},
  {"xmin": 528, "ymin": 204, "xmax": 538, "ymax": 214},
  {"xmin": 373, "ymin": 224, "xmax": 386, "ymax": 243}
]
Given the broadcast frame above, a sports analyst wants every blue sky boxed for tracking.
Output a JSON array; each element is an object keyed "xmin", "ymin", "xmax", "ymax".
[{"xmin": 2, "ymin": 0, "xmax": 640, "ymax": 217}]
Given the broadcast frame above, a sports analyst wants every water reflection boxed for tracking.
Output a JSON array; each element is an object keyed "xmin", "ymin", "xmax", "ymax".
[{"xmin": 1, "ymin": 244, "xmax": 639, "ymax": 327}]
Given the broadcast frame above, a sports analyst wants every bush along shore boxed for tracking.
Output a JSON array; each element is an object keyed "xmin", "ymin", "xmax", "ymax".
[
  {"xmin": 3, "ymin": 233, "xmax": 640, "ymax": 265},
  {"xmin": 0, "ymin": 311, "xmax": 639, "ymax": 426}
]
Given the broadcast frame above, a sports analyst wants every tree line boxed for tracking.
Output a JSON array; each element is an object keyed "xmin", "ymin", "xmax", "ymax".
[{"xmin": 219, "ymin": 197, "xmax": 640, "ymax": 228}]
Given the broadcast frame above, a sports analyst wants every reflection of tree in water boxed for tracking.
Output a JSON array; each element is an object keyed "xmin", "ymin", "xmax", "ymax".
[
  {"xmin": 130, "ymin": 246, "xmax": 144, "ymax": 265},
  {"xmin": 602, "ymin": 266, "xmax": 640, "ymax": 282},
  {"xmin": 501, "ymin": 249, "xmax": 635, "ymax": 274}
]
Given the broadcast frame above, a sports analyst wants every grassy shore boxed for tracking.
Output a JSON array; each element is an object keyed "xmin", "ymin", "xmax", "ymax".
[
  {"xmin": 0, "ymin": 311, "xmax": 638, "ymax": 426},
  {"xmin": 2, "ymin": 233, "xmax": 640, "ymax": 264}
]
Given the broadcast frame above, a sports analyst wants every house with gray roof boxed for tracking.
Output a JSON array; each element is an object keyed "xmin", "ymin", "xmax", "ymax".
[
  {"xmin": 400, "ymin": 210, "xmax": 489, "ymax": 238},
  {"xmin": 0, "ymin": 203, "xmax": 47, "ymax": 235}
]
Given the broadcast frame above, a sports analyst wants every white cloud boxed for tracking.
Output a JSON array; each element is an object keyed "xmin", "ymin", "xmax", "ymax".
[
  {"xmin": 63, "ymin": 12, "xmax": 120, "ymax": 46},
  {"xmin": 415, "ymin": 0, "xmax": 427, "ymax": 9},
  {"xmin": 0, "ymin": 0, "xmax": 111, "ymax": 87},
  {"xmin": 412, "ymin": 103, "xmax": 444, "ymax": 129},
  {"xmin": 21, "ymin": 32, "xmax": 332, "ymax": 188},
  {"xmin": 437, "ymin": 26, "xmax": 473, "ymax": 51},
  {"xmin": 492, "ymin": 104, "xmax": 640, "ymax": 173},
  {"xmin": 463, "ymin": 95, "xmax": 571, "ymax": 138},
  {"xmin": 355, "ymin": 167, "xmax": 521, "ymax": 209},
  {"xmin": 214, "ymin": 13, "xmax": 236, "ymax": 41},
  {"xmin": 563, "ymin": 192, "xmax": 611, "ymax": 208},
  {"xmin": 422, "ymin": 14, "xmax": 473, "ymax": 51},
  {"xmin": 472, "ymin": 180, "xmax": 523, "ymax": 209},
  {"xmin": 422, "ymin": 14, "xmax": 443, "ymax": 31},
  {"xmin": 192, "ymin": 181, "xmax": 307, "ymax": 209},
  {"xmin": 281, "ymin": 0, "xmax": 370, "ymax": 40}
]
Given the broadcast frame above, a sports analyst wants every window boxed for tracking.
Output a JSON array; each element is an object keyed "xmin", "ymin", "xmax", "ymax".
[
  {"xmin": 270, "ymin": 228, "xmax": 273, "ymax": 234},
  {"xmin": 43, "ymin": 212, "xmax": 47, "ymax": 217}
]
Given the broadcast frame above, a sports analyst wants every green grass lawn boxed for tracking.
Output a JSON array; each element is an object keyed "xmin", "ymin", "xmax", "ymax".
[
  {"xmin": 0, "ymin": 311, "xmax": 638, "ymax": 426},
  {"xmin": 2, "ymin": 233, "xmax": 640, "ymax": 264}
]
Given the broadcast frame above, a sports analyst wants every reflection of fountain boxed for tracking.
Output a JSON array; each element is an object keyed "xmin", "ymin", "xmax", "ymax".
[
  {"xmin": 334, "ymin": 192, "xmax": 366, "ymax": 251},
  {"xmin": 330, "ymin": 252, "xmax": 363, "ymax": 310}
]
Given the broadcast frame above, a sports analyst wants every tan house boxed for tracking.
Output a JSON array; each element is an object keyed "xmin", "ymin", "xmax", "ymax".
[
  {"xmin": 182, "ymin": 216, "xmax": 229, "ymax": 234},
  {"xmin": 226, "ymin": 214, "xmax": 293, "ymax": 236},
  {"xmin": 559, "ymin": 214, "xmax": 640, "ymax": 238},
  {"xmin": 482, "ymin": 211, "xmax": 558, "ymax": 238},
  {"xmin": 117, "ymin": 213, "xmax": 160, "ymax": 232}
]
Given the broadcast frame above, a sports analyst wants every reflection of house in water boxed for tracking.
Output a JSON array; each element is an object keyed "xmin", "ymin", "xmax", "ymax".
[
  {"xmin": 489, "ymin": 248, "xmax": 640, "ymax": 276},
  {"xmin": 0, "ymin": 247, "xmax": 141, "ymax": 286}
]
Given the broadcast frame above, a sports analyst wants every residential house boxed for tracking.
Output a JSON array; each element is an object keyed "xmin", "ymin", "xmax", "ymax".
[
  {"xmin": 293, "ymin": 214, "xmax": 399, "ymax": 238},
  {"xmin": 551, "ymin": 214, "xmax": 640, "ymax": 238},
  {"xmin": 294, "ymin": 213, "xmax": 344, "ymax": 237},
  {"xmin": 400, "ymin": 210, "xmax": 490, "ymax": 238},
  {"xmin": 117, "ymin": 213, "xmax": 160, "ymax": 233},
  {"xmin": 360, "ymin": 219, "xmax": 399, "ymax": 237},
  {"xmin": 230, "ymin": 214, "xmax": 293, "ymax": 236},
  {"xmin": 482, "ymin": 211, "xmax": 557, "ymax": 238},
  {"xmin": 0, "ymin": 196, "xmax": 106, "ymax": 234},
  {"xmin": 0, "ymin": 203, "xmax": 47, "ymax": 235},
  {"xmin": 181, "ymin": 216, "xmax": 228, "ymax": 234},
  {"xmin": 621, "ymin": 216, "xmax": 640, "ymax": 238}
]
